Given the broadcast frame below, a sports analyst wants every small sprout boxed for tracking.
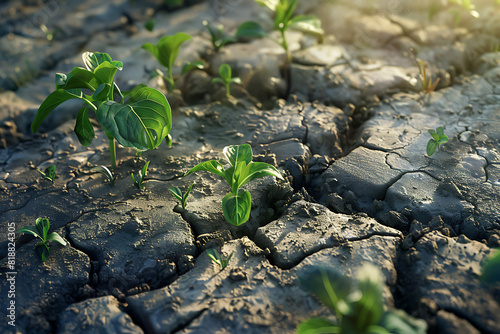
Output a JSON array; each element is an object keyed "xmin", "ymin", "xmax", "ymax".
[
  {"xmin": 417, "ymin": 58, "xmax": 440, "ymax": 96},
  {"xmin": 169, "ymin": 183, "xmax": 194, "ymax": 209},
  {"xmin": 427, "ymin": 126, "xmax": 449, "ymax": 156},
  {"xmin": 181, "ymin": 61, "xmax": 205, "ymax": 75},
  {"xmin": 91, "ymin": 165, "xmax": 115, "ymax": 186},
  {"xmin": 141, "ymin": 32, "xmax": 192, "ymax": 91},
  {"xmin": 131, "ymin": 160, "xmax": 150, "ymax": 189},
  {"xmin": 144, "ymin": 18, "xmax": 156, "ymax": 32},
  {"xmin": 481, "ymin": 249, "xmax": 500, "ymax": 284},
  {"xmin": 206, "ymin": 248, "xmax": 233, "ymax": 270},
  {"xmin": 18, "ymin": 218, "xmax": 67, "ymax": 262},
  {"xmin": 37, "ymin": 165, "xmax": 56, "ymax": 182},
  {"xmin": 203, "ymin": 20, "xmax": 236, "ymax": 51},
  {"xmin": 212, "ymin": 64, "xmax": 242, "ymax": 98}
]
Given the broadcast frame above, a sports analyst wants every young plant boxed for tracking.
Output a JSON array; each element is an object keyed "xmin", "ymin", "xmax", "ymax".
[
  {"xmin": 131, "ymin": 160, "xmax": 150, "ymax": 189},
  {"xmin": 37, "ymin": 165, "xmax": 56, "ymax": 182},
  {"xmin": 427, "ymin": 126, "xmax": 449, "ymax": 156},
  {"xmin": 144, "ymin": 18, "xmax": 156, "ymax": 32},
  {"xmin": 254, "ymin": 0, "xmax": 324, "ymax": 61},
  {"xmin": 481, "ymin": 249, "xmax": 500, "ymax": 284},
  {"xmin": 206, "ymin": 248, "xmax": 233, "ymax": 270},
  {"xmin": 31, "ymin": 52, "xmax": 172, "ymax": 168},
  {"xmin": 203, "ymin": 20, "xmax": 266, "ymax": 52},
  {"xmin": 298, "ymin": 264, "xmax": 427, "ymax": 334},
  {"xmin": 212, "ymin": 64, "xmax": 242, "ymax": 98},
  {"xmin": 91, "ymin": 165, "xmax": 115, "ymax": 185},
  {"xmin": 417, "ymin": 59, "xmax": 440, "ymax": 96},
  {"xmin": 169, "ymin": 183, "xmax": 194, "ymax": 209},
  {"xmin": 18, "ymin": 218, "xmax": 67, "ymax": 262},
  {"xmin": 141, "ymin": 32, "xmax": 192, "ymax": 91},
  {"xmin": 185, "ymin": 144, "xmax": 283, "ymax": 226}
]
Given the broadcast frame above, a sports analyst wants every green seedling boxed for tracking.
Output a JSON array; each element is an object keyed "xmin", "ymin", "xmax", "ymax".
[
  {"xmin": 37, "ymin": 165, "xmax": 56, "ymax": 182},
  {"xmin": 131, "ymin": 160, "xmax": 150, "ymax": 189},
  {"xmin": 144, "ymin": 19, "xmax": 156, "ymax": 32},
  {"xmin": 31, "ymin": 52, "xmax": 172, "ymax": 168},
  {"xmin": 298, "ymin": 264, "xmax": 427, "ymax": 334},
  {"xmin": 212, "ymin": 64, "xmax": 242, "ymax": 98},
  {"xmin": 206, "ymin": 248, "xmax": 233, "ymax": 270},
  {"xmin": 417, "ymin": 58, "xmax": 440, "ymax": 96},
  {"xmin": 91, "ymin": 165, "xmax": 115, "ymax": 185},
  {"xmin": 481, "ymin": 249, "xmax": 500, "ymax": 284},
  {"xmin": 169, "ymin": 183, "xmax": 194, "ymax": 209},
  {"xmin": 203, "ymin": 20, "xmax": 266, "ymax": 52},
  {"xmin": 254, "ymin": 0, "xmax": 324, "ymax": 61},
  {"xmin": 18, "ymin": 218, "xmax": 67, "ymax": 262},
  {"xmin": 142, "ymin": 32, "xmax": 192, "ymax": 91},
  {"xmin": 182, "ymin": 61, "xmax": 205, "ymax": 75},
  {"xmin": 185, "ymin": 144, "xmax": 283, "ymax": 226},
  {"xmin": 427, "ymin": 126, "xmax": 449, "ymax": 156}
]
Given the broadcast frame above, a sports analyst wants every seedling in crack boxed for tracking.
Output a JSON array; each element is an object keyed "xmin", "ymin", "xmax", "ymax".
[
  {"xmin": 417, "ymin": 58, "xmax": 440, "ymax": 96},
  {"xmin": 31, "ymin": 52, "xmax": 172, "ymax": 168},
  {"xmin": 131, "ymin": 161, "xmax": 150, "ymax": 189},
  {"xmin": 212, "ymin": 64, "xmax": 242, "ymax": 98},
  {"xmin": 18, "ymin": 218, "xmax": 67, "ymax": 262},
  {"xmin": 253, "ymin": 0, "xmax": 324, "ymax": 61},
  {"xmin": 91, "ymin": 165, "xmax": 115, "ymax": 186},
  {"xmin": 37, "ymin": 165, "xmax": 56, "ymax": 182},
  {"xmin": 185, "ymin": 144, "xmax": 283, "ymax": 226},
  {"xmin": 206, "ymin": 248, "xmax": 233, "ymax": 270},
  {"xmin": 142, "ymin": 32, "xmax": 193, "ymax": 91},
  {"xmin": 427, "ymin": 126, "xmax": 449, "ymax": 156},
  {"xmin": 298, "ymin": 264, "xmax": 427, "ymax": 334},
  {"xmin": 169, "ymin": 183, "xmax": 194, "ymax": 209}
]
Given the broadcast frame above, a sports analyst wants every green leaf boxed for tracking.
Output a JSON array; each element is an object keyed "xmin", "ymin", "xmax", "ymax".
[
  {"xmin": 255, "ymin": 0, "xmax": 279, "ymax": 11},
  {"xmin": 55, "ymin": 67, "xmax": 97, "ymax": 90},
  {"xmin": 274, "ymin": 0, "xmax": 298, "ymax": 31},
  {"xmin": 91, "ymin": 165, "xmax": 115, "ymax": 185},
  {"xmin": 427, "ymin": 129, "xmax": 439, "ymax": 141},
  {"xmin": 185, "ymin": 160, "xmax": 226, "ymax": 179},
  {"xmin": 436, "ymin": 126, "xmax": 444, "ymax": 137},
  {"xmin": 92, "ymin": 83, "xmax": 111, "ymax": 101},
  {"xmin": 96, "ymin": 86, "xmax": 172, "ymax": 151},
  {"xmin": 38, "ymin": 165, "xmax": 56, "ymax": 182},
  {"xmin": 235, "ymin": 21, "xmax": 267, "ymax": 38},
  {"xmin": 233, "ymin": 161, "xmax": 283, "ymax": 190},
  {"xmin": 18, "ymin": 226, "xmax": 42, "ymax": 239},
  {"xmin": 288, "ymin": 15, "xmax": 324, "ymax": 37},
  {"xmin": 31, "ymin": 89, "xmax": 83, "ymax": 133},
  {"xmin": 74, "ymin": 107, "xmax": 95, "ymax": 146},
  {"xmin": 122, "ymin": 84, "xmax": 147, "ymax": 98},
  {"xmin": 47, "ymin": 232, "xmax": 67, "ymax": 246},
  {"xmin": 94, "ymin": 62, "xmax": 121, "ymax": 87},
  {"xmin": 379, "ymin": 309, "xmax": 428, "ymax": 334},
  {"xmin": 218, "ymin": 64, "xmax": 232, "ymax": 81},
  {"xmin": 169, "ymin": 187, "xmax": 183, "ymax": 202},
  {"xmin": 141, "ymin": 43, "xmax": 160, "ymax": 64},
  {"xmin": 437, "ymin": 135, "xmax": 449, "ymax": 146},
  {"xmin": 144, "ymin": 32, "xmax": 192, "ymax": 70},
  {"xmin": 183, "ymin": 183, "xmax": 194, "ymax": 209},
  {"xmin": 211, "ymin": 77, "xmax": 225, "ymax": 85},
  {"xmin": 481, "ymin": 249, "xmax": 500, "ymax": 284},
  {"xmin": 222, "ymin": 189, "xmax": 252, "ymax": 226},
  {"xmin": 144, "ymin": 18, "xmax": 156, "ymax": 32},
  {"xmin": 206, "ymin": 248, "xmax": 222, "ymax": 266},
  {"xmin": 223, "ymin": 144, "xmax": 253, "ymax": 167},
  {"xmin": 181, "ymin": 60, "xmax": 205, "ymax": 74},
  {"xmin": 426, "ymin": 140, "xmax": 437, "ymax": 156},
  {"xmin": 140, "ymin": 161, "xmax": 150, "ymax": 181},
  {"xmin": 82, "ymin": 52, "xmax": 113, "ymax": 72},
  {"xmin": 36, "ymin": 217, "xmax": 50, "ymax": 242},
  {"xmin": 297, "ymin": 318, "xmax": 340, "ymax": 334}
]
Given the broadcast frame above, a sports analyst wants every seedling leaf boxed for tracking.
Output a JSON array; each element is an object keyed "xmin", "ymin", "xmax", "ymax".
[
  {"xmin": 37, "ymin": 165, "xmax": 56, "ymax": 182},
  {"xmin": 91, "ymin": 165, "xmax": 115, "ymax": 185},
  {"xmin": 31, "ymin": 89, "xmax": 83, "ymax": 133},
  {"xmin": 75, "ymin": 107, "xmax": 95, "ymax": 146},
  {"xmin": 46, "ymin": 232, "xmax": 67, "ymax": 246},
  {"xmin": 379, "ymin": 309, "xmax": 428, "ymax": 334},
  {"xmin": 223, "ymin": 144, "xmax": 253, "ymax": 167},
  {"xmin": 17, "ymin": 226, "xmax": 40, "ymax": 238},
  {"xmin": 297, "ymin": 318, "xmax": 339, "ymax": 334},
  {"xmin": 222, "ymin": 189, "xmax": 252, "ymax": 226},
  {"xmin": 235, "ymin": 21, "xmax": 267, "ymax": 38},
  {"xmin": 186, "ymin": 160, "xmax": 226, "ymax": 179},
  {"xmin": 169, "ymin": 187, "xmax": 183, "ymax": 202},
  {"xmin": 144, "ymin": 18, "xmax": 155, "ymax": 32},
  {"xmin": 181, "ymin": 61, "xmax": 205, "ymax": 74},
  {"xmin": 288, "ymin": 14, "xmax": 324, "ymax": 37}
]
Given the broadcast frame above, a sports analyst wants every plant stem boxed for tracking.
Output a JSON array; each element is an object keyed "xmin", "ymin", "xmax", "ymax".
[
  {"xmin": 280, "ymin": 29, "xmax": 291, "ymax": 62},
  {"xmin": 226, "ymin": 82, "xmax": 231, "ymax": 98},
  {"xmin": 109, "ymin": 138, "xmax": 116, "ymax": 168}
]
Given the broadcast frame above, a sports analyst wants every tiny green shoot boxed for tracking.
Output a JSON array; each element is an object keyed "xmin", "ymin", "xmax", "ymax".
[
  {"xmin": 203, "ymin": 20, "xmax": 266, "ymax": 52},
  {"xmin": 37, "ymin": 165, "xmax": 56, "ymax": 183},
  {"xmin": 185, "ymin": 144, "xmax": 283, "ymax": 226},
  {"xmin": 169, "ymin": 183, "xmax": 194, "ymax": 209},
  {"xmin": 141, "ymin": 32, "xmax": 192, "ymax": 91},
  {"xmin": 18, "ymin": 218, "xmax": 67, "ymax": 262},
  {"xmin": 427, "ymin": 126, "xmax": 449, "ymax": 156},
  {"xmin": 417, "ymin": 58, "xmax": 440, "ymax": 96},
  {"xmin": 91, "ymin": 165, "xmax": 115, "ymax": 186},
  {"xmin": 144, "ymin": 18, "xmax": 156, "ymax": 32},
  {"xmin": 206, "ymin": 248, "xmax": 233, "ymax": 270},
  {"xmin": 212, "ymin": 64, "xmax": 242, "ymax": 98},
  {"xmin": 131, "ymin": 160, "xmax": 150, "ymax": 189}
]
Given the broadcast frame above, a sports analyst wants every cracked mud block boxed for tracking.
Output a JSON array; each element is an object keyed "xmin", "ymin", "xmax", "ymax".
[
  {"xmin": 399, "ymin": 231, "xmax": 500, "ymax": 334},
  {"xmin": 57, "ymin": 296, "xmax": 143, "ymax": 334},
  {"xmin": 68, "ymin": 198, "xmax": 196, "ymax": 293},
  {"xmin": 254, "ymin": 200, "xmax": 402, "ymax": 269},
  {"xmin": 0, "ymin": 239, "xmax": 90, "ymax": 334},
  {"xmin": 318, "ymin": 146, "xmax": 401, "ymax": 207},
  {"xmin": 127, "ymin": 238, "xmax": 322, "ymax": 334}
]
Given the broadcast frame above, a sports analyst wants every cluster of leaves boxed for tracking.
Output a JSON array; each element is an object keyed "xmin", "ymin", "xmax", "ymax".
[
  {"xmin": 298, "ymin": 264, "xmax": 427, "ymax": 334},
  {"xmin": 253, "ymin": 0, "xmax": 324, "ymax": 61},
  {"xmin": 31, "ymin": 52, "xmax": 172, "ymax": 168},
  {"xmin": 417, "ymin": 59, "xmax": 440, "ymax": 96},
  {"xmin": 212, "ymin": 64, "xmax": 242, "ymax": 98},
  {"xmin": 206, "ymin": 248, "xmax": 233, "ymax": 270},
  {"xmin": 203, "ymin": 20, "xmax": 266, "ymax": 51},
  {"xmin": 427, "ymin": 126, "xmax": 449, "ymax": 156},
  {"xmin": 169, "ymin": 184, "xmax": 194, "ymax": 209},
  {"xmin": 185, "ymin": 144, "xmax": 283, "ymax": 226},
  {"xmin": 131, "ymin": 161, "xmax": 150, "ymax": 189},
  {"xmin": 37, "ymin": 165, "xmax": 56, "ymax": 183},
  {"xmin": 18, "ymin": 218, "xmax": 67, "ymax": 262}
]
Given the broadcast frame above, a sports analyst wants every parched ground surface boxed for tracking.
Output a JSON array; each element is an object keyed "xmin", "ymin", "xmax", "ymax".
[{"xmin": 0, "ymin": 0, "xmax": 500, "ymax": 333}]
